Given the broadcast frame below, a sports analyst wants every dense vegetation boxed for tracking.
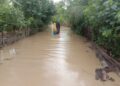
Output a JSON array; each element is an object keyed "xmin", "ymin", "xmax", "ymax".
[
  {"xmin": 0, "ymin": 0, "xmax": 55, "ymax": 34},
  {"xmin": 66, "ymin": 0, "xmax": 120, "ymax": 60}
]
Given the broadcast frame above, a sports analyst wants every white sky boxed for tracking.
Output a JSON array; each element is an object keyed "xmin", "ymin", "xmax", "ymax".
[{"xmin": 52, "ymin": 0, "xmax": 62, "ymax": 3}]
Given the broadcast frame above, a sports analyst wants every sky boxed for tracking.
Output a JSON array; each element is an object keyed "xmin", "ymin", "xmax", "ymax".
[{"xmin": 52, "ymin": 0, "xmax": 62, "ymax": 3}]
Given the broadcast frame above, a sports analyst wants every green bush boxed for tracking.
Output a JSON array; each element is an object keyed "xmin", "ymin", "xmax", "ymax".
[
  {"xmin": 0, "ymin": 0, "xmax": 55, "ymax": 33},
  {"xmin": 0, "ymin": 4, "xmax": 25, "ymax": 32},
  {"xmin": 14, "ymin": 0, "xmax": 55, "ymax": 29},
  {"xmin": 67, "ymin": 0, "xmax": 120, "ymax": 60}
]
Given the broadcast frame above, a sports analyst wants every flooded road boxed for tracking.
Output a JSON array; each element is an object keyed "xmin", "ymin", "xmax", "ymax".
[{"xmin": 0, "ymin": 26, "xmax": 120, "ymax": 86}]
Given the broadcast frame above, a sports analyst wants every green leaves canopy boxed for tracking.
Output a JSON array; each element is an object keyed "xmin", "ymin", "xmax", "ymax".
[
  {"xmin": 0, "ymin": 2, "xmax": 25, "ymax": 32},
  {"xmin": 0, "ymin": 0, "xmax": 55, "ymax": 32},
  {"xmin": 14, "ymin": 0, "xmax": 55, "ymax": 28}
]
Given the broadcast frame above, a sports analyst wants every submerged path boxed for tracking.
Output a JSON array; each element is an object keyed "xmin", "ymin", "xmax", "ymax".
[{"xmin": 0, "ymin": 27, "xmax": 119, "ymax": 86}]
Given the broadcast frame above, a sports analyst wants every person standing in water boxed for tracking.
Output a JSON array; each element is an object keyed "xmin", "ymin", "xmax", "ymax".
[
  {"xmin": 56, "ymin": 21, "xmax": 60, "ymax": 34},
  {"xmin": 52, "ymin": 22, "xmax": 57, "ymax": 35}
]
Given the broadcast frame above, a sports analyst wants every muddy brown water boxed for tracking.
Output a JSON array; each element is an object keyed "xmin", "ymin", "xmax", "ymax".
[{"xmin": 0, "ymin": 26, "xmax": 119, "ymax": 86}]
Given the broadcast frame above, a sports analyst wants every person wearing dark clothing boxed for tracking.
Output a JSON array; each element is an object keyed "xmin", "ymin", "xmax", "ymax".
[{"xmin": 56, "ymin": 21, "xmax": 60, "ymax": 34}]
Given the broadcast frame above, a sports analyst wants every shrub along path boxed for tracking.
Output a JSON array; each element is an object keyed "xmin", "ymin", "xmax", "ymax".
[{"xmin": 0, "ymin": 26, "xmax": 120, "ymax": 86}]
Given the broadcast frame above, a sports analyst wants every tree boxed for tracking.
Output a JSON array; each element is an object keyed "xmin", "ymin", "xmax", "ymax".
[
  {"xmin": 13, "ymin": 0, "xmax": 55, "ymax": 29},
  {"xmin": 66, "ymin": 0, "xmax": 120, "ymax": 60},
  {"xmin": 0, "ymin": 0, "xmax": 25, "ymax": 32}
]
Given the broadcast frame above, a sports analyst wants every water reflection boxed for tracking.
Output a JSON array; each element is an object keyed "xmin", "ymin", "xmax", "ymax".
[
  {"xmin": 44, "ymin": 28, "xmax": 84, "ymax": 86},
  {"xmin": 0, "ymin": 27, "xmax": 119, "ymax": 86}
]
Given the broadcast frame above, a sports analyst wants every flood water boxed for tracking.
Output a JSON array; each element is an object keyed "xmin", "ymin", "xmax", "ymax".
[{"xmin": 0, "ymin": 26, "xmax": 119, "ymax": 86}]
